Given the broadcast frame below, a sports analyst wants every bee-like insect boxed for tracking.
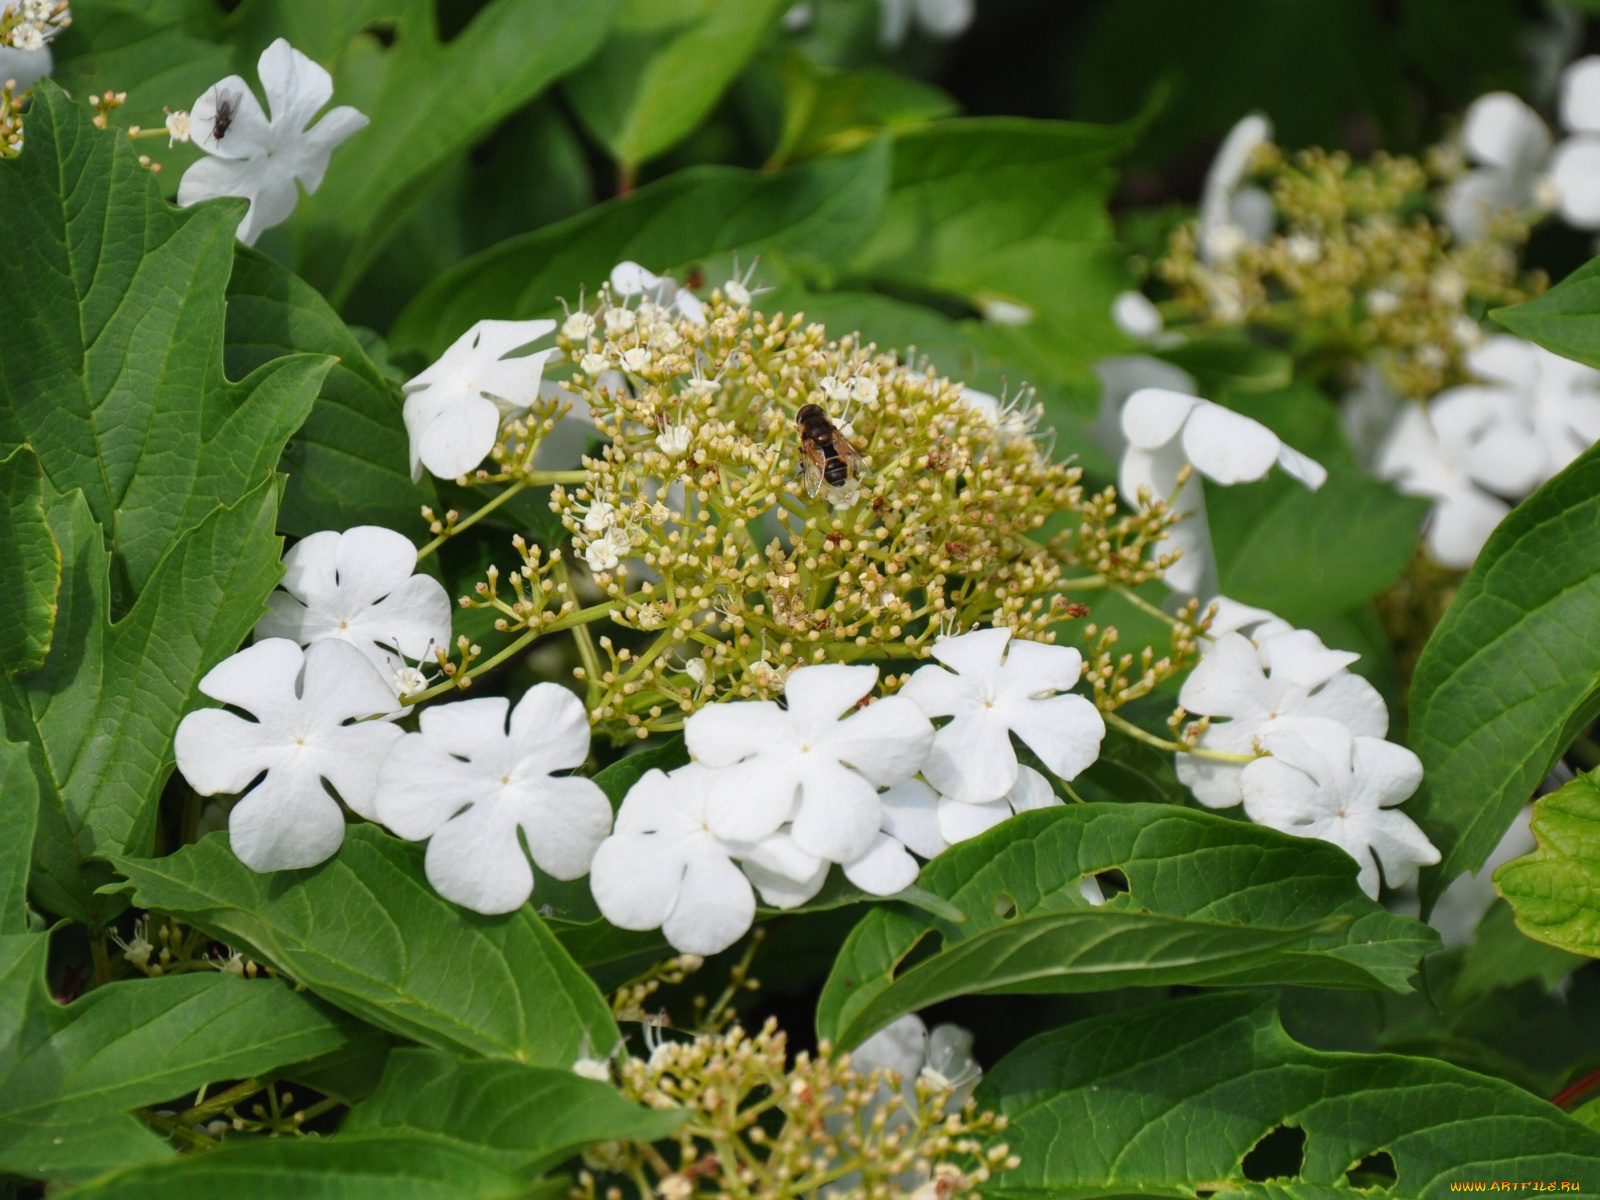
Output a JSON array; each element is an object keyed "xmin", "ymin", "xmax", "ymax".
[
  {"xmin": 796, "ymin": 403, "xmax": 868, "ymax": 498},
  {"xmin": 210, "ymin": 88, "xmax": 241, "ymax": 142}
]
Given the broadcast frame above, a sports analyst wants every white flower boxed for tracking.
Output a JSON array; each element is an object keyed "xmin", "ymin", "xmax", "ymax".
[
  {"xmin": 620, "ymin": 346, "xmax": 652, "ymax": 374},
  {"xmin": 580, "ymin": 351, "xmax": 610, "ymax": 376},
  {"xmin": 1241, "ymin": 719, "xmax": 1439, "ymax": 898},
  {"xmin": 879, "ymin": 0, "xmax": 973, "ymax": 47},
  {"xmin": 374, "ymin": 687, "xmax": 612, "ymax": 915},
  {"xmin": 10, "ymin": 24, "xmax": 42, "ymax": 52},
  {"xmin": 174, "ymin": 639, "xmax": 402, "ymax": 872},
  {"xmin": 685, "ymin": 664, "xmax": 933, "ymax": 863},
  {"xmin": 1201, "ymin": 595, "xmax": 1358, "ymax": 686},
  {"xmin": 960, "ymin": 385, "xmax": 1044, "ymax": 445},
  {"xmin": 1466, "ymin": 334, "xmax": 1600, "ymax": 480},
  {"xmin": 402, "ymin": 318, "xmax": 557, "ymax": 481},
  {"xmin": 164, "ymin": 108, "xmax": 190, "ymax": 145},
  {"xmin": 1111, "ymin": 291, "xmax": 1168, "ymax": 343},
  {"xmin": 610, "ymin": 261, "xmax": 706, "ymax": 325},
  {"xmin": 562, "ymin": 311, "xmax": 594, "ymax": 341},
  {"xmin": 725, "ymin": 278, "xmax": 752, "ymax": 306},
  {"xmin": 1199, "ymin": 114, "xmax": 1275, "ymax": 265},
  {"xmin": 840, "ymin": 777, "xmax": 951, "ymax": 896},
  {"xmin": 111, "ymin": 917, "xmax": 154, "ymax": 969},
  {"xmin": 1176, "ymin": 631, "xmax": 1387, "ymax": 810},
  {"xmin": 590, "ymin": 764, "xmax": 806, "ymax": 955},
  {"xmin": 1090, "ymin": 355, "xmax": 1197, "ymax": 459},
  {"xmin": 901, "ymin": 627, "xmax": 1103, "ymax": 804},
  {"xmin": 254, "ymin": 526, "xmax": 452, "ymax": 686},
  {"xmin": 936, "ymin": 764, "xmax": 1061, "ymax": 844},
  {"xmin": 853, "ymin": 1014, "xmax": 981, "ymax": 1102},
  {"xmin": 1373, "ymin": 391, "xmax": 1544, "ymax": 568},
  {"xmin": 583, "ymin": 527, "xmax": 631, "ymax": 573},
  {"xmin": 1364, "ymin": 288, "xmax": 1401, "ymax": 318},
  {"xmin": 1119, "ymin": 388, "xmax": 1327, "ymax": 597},
  {"xmin": 177, "ymin": 39, "xmax": 368, "ymax": 246},
  {"xmin": 581, "ymin": 500, "xmax": 618, "ymax": 533},
  {"xmin": 1447, "ymin": 58, "xmax": 1600, "ymax": 237},
  {"xmin": 656, "ymin": 422, "xmax": 692, "ymax": 457},
  {"xmin": 977, "ymin": 297, "xmax": 1033, "ymax": 325},
  {"xmin": 0, "ymin": 45, "xmax": 50, "ymax": 91},
  {"xmin": 603, "ymin": 306, "xmax": 635, "ymax": 335}
]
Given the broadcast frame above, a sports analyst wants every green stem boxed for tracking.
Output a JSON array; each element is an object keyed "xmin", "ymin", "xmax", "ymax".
[
  {"xmin": 179, "ymin": 1077, "xmax": 263, "ymax": 1124},
  {"xmin": 137, "ymin": 1109, "xmax": 217, "ymax": 1151},
  {"xmin": 89, "ymin": 930, "xmax": 112, "ymax": 989},
  {"xmin": 1058, "ymin": 574, "xmax": 1109, "ymax": 589},
  {"xmin": 1112, "ymin": 583, "xmax": 1184, "ymax": 628},
  {"xmin": 1104, "ymin": 710, "xmax": 1257, "ymax": 763},
  {"xmin": 415, "ymin": 479, "xmax": 530, "ymax": 562}
]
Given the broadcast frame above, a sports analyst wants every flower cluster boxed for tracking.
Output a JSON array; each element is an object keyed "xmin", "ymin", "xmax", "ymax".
[
  {"xmin": 1155, "ymin": 114, "xmax": 1542, "ymax": 401},
  {"xmin": 1175, "ymin": 597, "xmax": 1438, "ymax": 897},
  {"xmin": 0, "ymin": 0, "xmax": 67, "ymax": 53},
  {"xmin": 592, "ymin": 630, "xmax": 1103, "ymax": 955},
  {"xmin": 576, "ymin": 1015, "xmax": 1011, "ymax": 1200}
]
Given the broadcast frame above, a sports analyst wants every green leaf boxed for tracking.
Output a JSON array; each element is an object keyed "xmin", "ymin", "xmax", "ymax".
[
  {"xmin": 284, "ymin": 0, "xmax": 622, "ymax": 305},
  {"xmin": 816, "ymin": 805, "xmax": 1438, "ymax": 1049},
  {"xmin": 978, "ymin": 991, "xmax": 1600, "ymax": 1198},
  {"xmin": 0, "ymin": 743, "xmax": 39, "ymax": 935},
  {"xmin": 107, "ymin": 825, "xmax": 619, "ymax": 1066},
  {"xmin": 1409, "ymin": 442, "xmax": 1600, "ymax": 904},
  {"xmin": 565, "ymin": 0, "xmax": 786, "ymax": 171},
  {"xmin": 0, "ymin": 447, "xmax": 61, "ymax": 674},
  {"xmin": 848, "ymin": 118, "xmax": 1135, "ymax": 393},
  {"xmin": 68, "ymin": 1134, "xmax": 538, "ymax": 1200},
  {"xmin": 1495, "ymin": 771, "xmax": 1600, "ymax": 959},
  {"xmin": 223, "ymin": 246, "xmax": 437, "ymax": 537},
  {"xmin": 2, "ymin": 479, "xmax": 287, "ymax": 921},
  {"xmin": 593, "ymin": 737, "xmax": 690, "ymax": 809},
  {"xmin": 0, "ymin": 82, "xmax": 328, "ymax": 604},
  {"xmin": 390, "ymin": 141, "xmax": 891, "ymax": 361},
  {"xmin": 0, "ymin": 932, "xmax": 364, "ymax": 1180},
  {"xmin": 1449, "ymin": 899, "xmax": 1590, "ymax": 1001},
  {"xmin": 341, "ymin": 1047, "xmax": 683, "ymax": 1173},
  {"xmin": 766, "ymin": 53, "xmax": 957, "ymax": 167},
  {"xmin": 1493, "ymin": 253, "xmax": 1600, "ymax": 367}
]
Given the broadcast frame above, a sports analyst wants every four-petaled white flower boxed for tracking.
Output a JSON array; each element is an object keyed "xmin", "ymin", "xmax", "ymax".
[
  {"xmin": 402, "ymin": 318, "xmax": 557, "ymax": 481},
  {"xmin": 610, "ymin": 262, "xmax": 706, "ymax": 325},
  {"xmin": 590, "ymin": 764, "xmax": 816, "ymax": 955},
  {"xmin": 901, "ymin": 627, "xmax": 1103, "ymax": 805},
  {"xmin": 1466, "ymin": 334, "xmax": 1600, "ymax": 480},
  {"xmin": 374, "ymin": 686, "xmax": 612, "ymax": 915},
  {"xmin": 174, "ymin": 639, "xmax": 401, "ymax": 872},
  {"xmin": 254, "ymin": 526, "xmax": 451, "ymax": 687},
  {"xmin": 1199, "ymin": 114, "xmax": 1275, "ymax": 265},
  {"xmin": 177, "ymin": 39, "xmax": 369, "ymax": 246},
  {"xmin": 1176, "ymin": 631, "xmax": 1387, "ymax": 809},
  {"xmin": 686, "ymin": 663, "xmax": 933, "ymax": 864},
  {"xmin": 1119, "ymin": 387, "xmax": 1327, "ymax": 597},
  {"xmin": 1446, "ymin": 57, "xmax": 1600, "ymax": 238},
  {"xmin": 936, "ymin": 764, "xmax": 1061, "ymax": 845},
  {"xmin": 1240, "ymin": 719, "xmax": 1439, "ymax": 898}
]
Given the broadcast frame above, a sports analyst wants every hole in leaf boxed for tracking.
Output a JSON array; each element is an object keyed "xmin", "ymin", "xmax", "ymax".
[
  {"xmin": 1346, "ymin": 1150, "xmax": 1398, "ymax": 1191},
  {"xmin": 993, "ymin": 893, "xmax": 1018, "ymax": 919},
  {"xmin": 362, "ymin": 20, "xmax": 399, "ymax": 47},
  {"xmin": 1239, "ymin": 1124, "xmax": 1306, "ymax": 1183},
  {"xmin": 1079, "ymin": 867, "xmax": 1130, "ymax": 906}
]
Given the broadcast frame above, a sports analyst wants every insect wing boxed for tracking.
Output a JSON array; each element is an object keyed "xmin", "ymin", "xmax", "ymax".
[
  {"xmin": 799, "ymin": 443, "xmax": 829, "ymax": 498},
  {"xmin": 834, "ymin": 434, "xmax": 870, "ymax": 483}
]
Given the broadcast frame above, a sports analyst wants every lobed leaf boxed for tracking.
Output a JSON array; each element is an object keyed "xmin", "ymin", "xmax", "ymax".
[
  {"xmin": 1494, "ymin": 254, "xmax": 1600, "ymax": 367},
  {"xmin": 1495, "ymin": 770, "xmax": 1600, "ymax": 959},
  {"xmin": 0, "ymin": 742, "xmax": 39, "ymax": 934},
  {"xmin": 816, "ymin": 804, "xmax": 1439, "ymax": 1048},
  {"xmin": 107, "ymin": 825, "xmax": 620, "ymax": 1066},
  {"xmin": 1408, "ymin": 441, "xmax": 1600, "ymax": 904},
  {"xmin": 0, "ymin": 447, "xmax": 62, "ymax": 674},
  {"xmin": 978, "ymin": 991, "xmax": 1600, "ymax": 1198}
]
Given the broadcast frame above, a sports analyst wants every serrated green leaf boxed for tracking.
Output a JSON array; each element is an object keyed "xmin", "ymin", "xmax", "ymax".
[
  {"xmin": 390, "ymin": 141, "xmax": 892, "ymax": 361},
  {"xmin": 0, "ymin": 83, "xmax": 328, "ymax": 605},
  {"xmin": 0, "ymin": 447, "xmax": 61, "ymax": 674},
  {"xmin": 1409, "ymin": 442, "xmax": 1600, "ymax": 905},
  {"xmin": 223, "ymin": 246, "xmax": 437, "ymax": 537},
  {"xmin": 1493, "ymin": 254, "xmax": 1600, "ymax": 367},
  {"xmin": 341, "ymin": 1047, "xmax": 683, "ymax": 1173},
  {"xmin": 565, "ymin": 0, "xmax": 786, "ymax": 171},
  {"xmin": 0, "ymin": 932, "xmax": 364, "ymax": 1181},
  {"xmin": 2, "ymin": 479, "xmax": 288, "ymax": 921},
  {"xmin": 978, "ymin": 991, "xmax": 1600, "ymax": 1198},
  {"xmin": 1496, "ymin": 771, "xmax": 1600, "ymax": 959},
  {"xmin": 0, "ymin": 743, "xmax": 39, "ymax": 934},
  {"xmin": 107, "ymin": 825, "xmax": 619, "ymax": 1066},
  {"xmin": 279, "ymin": 0, "xmax": 621, "ymax": 305},
  {"xmin": 68, "ymin": 1133, "xmax": 539, "ymax": 1200},
  {"xmin": 817, "ymin": 805, "xmax": 1438, "ymax": 1048},
  {"xmin": 767, "ymin": 53, "xmax": 957, "ymax": 168}
]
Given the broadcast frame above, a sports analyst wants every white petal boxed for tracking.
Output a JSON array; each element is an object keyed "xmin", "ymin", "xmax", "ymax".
[
  {"xmin": 1112, "ymin": 290, "xmax": 1163, "ymax": 340},
  {"xmin": 196, "ymin": 638, "xmax": 306, "ymax": 726},
  {"xmin": 1561, "ymin": 56, "xmax": 1600, "ymax": 135},
  {"xmin": 298, "ymin": 638, "xmax": 401, "ymax": 730},
  {"xmin": 662, "ymin": 851, "xmax": 756, "ymax": 956},
  {"xmin": 514, "ymin": 776, "xmax": 613, "ymax": 881},
  {"xmin": 308, "ymin": 719, "xmax": 402, "ymax": 822},
  {"xmin": 708, "ymin": 758, "xmax": 800, "ymax": 844},
  {"xmin": 406, "ymin": 389, "xmax": 502, "ymax": 480},
  {"xmin": 937, "ymin": 795, "xmax": 1010, "ymax": 843},
  {"xmin": 1467, "ymin": 335, "xmax": 1541, "ymax": 390},
  {"xmin": 930, "ymin": 626, "xmax": 1011, "ymax": 680},
  {"xmin": 879, "ymin": 778, "xmax": 950, "ymax": 860},
  {"xmin": 1442, "ymin": 167, "xmax": 1526, "ymax": 240},
  {"xmin": 783, "ymin": 663, "xmax": 879, "ymax": 728},
  {"xmin": 508, "ymin": 683, "xmax": 592, "ymax": 773},
  {"xmin": 1551, "ymin": 137, "xmax": 1600, "ymax": 229},
  {"xmin": 256, "ymin": 38, "xmax": 333, "ymax": 135},
  {"xmin": 821, "ymin": 695, "xmax": 933, "ymax": 787},
  {"xmin": 610, "ymin": 262, "xmax": 663, "ymax": 295},
  {"xmin": 374, "ymin": 731, "xmax": 485, "ymax": 841},
  {"xmin": 175, "ymin": 708, "xmax": 280, "ymax": 796},
  {"xmin": 738, "ymin": 834, "xmax": 828, "ymax": 909},
  {"xmin": 330, "ymin": 526, "xmax": 419, "ymax": 603},
  {"xmin": 424, "ymin": 801, "xmax": 535, "ymax": 915},
  {"xmin": 1298, "ymin": 672, "xmax": 1389, "ymax": 739},
  {"xmin": 189, "ymin": 74, "xmax": 271, "ymax": 159},
  {"xmin": 1275, "ymin": 444, "xmax": 1327, "ymax": 490},
  {"xmin": 920, "ymin": 711, "xmax": 1018, "ymax": 804},
  {"xmin": 997, "ymin": 637, "xmax": 1083, "ymax": 699},
  {"xmin": 1121, "ymin": 388, "xmax": 1200, "ymax": 450},
  {"xmin": 900, "ymin": 660, "xmax": 976, "ymax": 719},
  {"xmin": 1177, "ymin": 633, "xmax": 1269, "ymax": 719},
  {"xmin": 589, "ymin": 833, "xmax": 686, "ymax": 932},
  {"xmin": 1258, "ymin": 630, "xmax": 1359, "ymax": 690},
  {"xmin": 1003, "ymin": 693, "xmax": 1105, "ymax": 782},
  {"xmin": 842, "ymin": 833, "xmax": 921, "ymax": 896},
  {"xmin": 1424, "ymin": 484, "xmax": 1510, "ymax": 568},
  {"xmin": 1462, "ymin": 92, "xmax": 1552, "ymax": 172},
  {"xmin": 1349, "ymin": 736, "xmax": 1424, "ymax": 809},
  {"xmin": 684, "ymin": 700, "xmax": 792, "ymax": 765},
  {"xmin": 290, "ymin": 105, "xmax": 369, "ymax": 193},
  {"xmin": 852, "ymin": 1014, "xmax": 928, "ymax": 1077},
  {"xmin": 1181, "ymin": 402, "xmax": 1283, "ymax": 484},
  {"xmin": 227, "ymin": 766, "xmax": 347, "ymax": 872},
  {"xmin": 792, "ymin": 760, "xmax": 884, "ymax": 862},
  {"xmin": 1007, "ymin": 765, "xmax": 1062, "ymax": 813}
]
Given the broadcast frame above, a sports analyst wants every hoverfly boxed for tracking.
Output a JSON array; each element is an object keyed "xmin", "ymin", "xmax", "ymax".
[
  {"xmin": 796, "ymin": 403, "xmax": 868, "ymax": 498},
  {"xmin": 209, "ymin": 87, "xmax": 242, "ymax": 142}
]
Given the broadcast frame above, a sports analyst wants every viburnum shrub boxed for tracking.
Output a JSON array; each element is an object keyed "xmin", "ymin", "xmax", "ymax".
[{"xmin": 3, "ymin": 3, "xmax": 1600, "ymax": 1196}]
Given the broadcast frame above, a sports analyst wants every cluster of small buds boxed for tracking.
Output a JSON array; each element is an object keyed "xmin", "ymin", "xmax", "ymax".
[
  {"xmin": 110, "ymin": 914, "xmax": 275, "ymax": 981},
  {"xmin": 0, "ymin": 81, "xmax": 23, "ymax": 156},
  {"xmin": 89, "ymin": 89, "xmax": 126, "ymax": 130},
  {"xmin": 1051, "ymin": 479, "xmax": 1184, "ymax": 586},
  {"xmin": 1, "ymin": 0, "xmax": 69, "ymax": 53},
  {"xmin": 1157, "ymin": 142, "xmax": 1544, "ymax": 398},
  {"xmin": 569, "ymin": 1018, "xmax": 1014, "ymax": 1200},
  {"xmin": 1082, "ymin": 597, "xmax": 1204, "ymax": 713},
  {"xmin": 609, "ymin": 953, "xmax": 706, "ymax": 1023},
  {"xmin": 459, "ymin": 536, "xmax": 578, "ymax": 637},
  {"xmin": 536, "ymin": 284, "xmax": 1129, "ymax": 739}
]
